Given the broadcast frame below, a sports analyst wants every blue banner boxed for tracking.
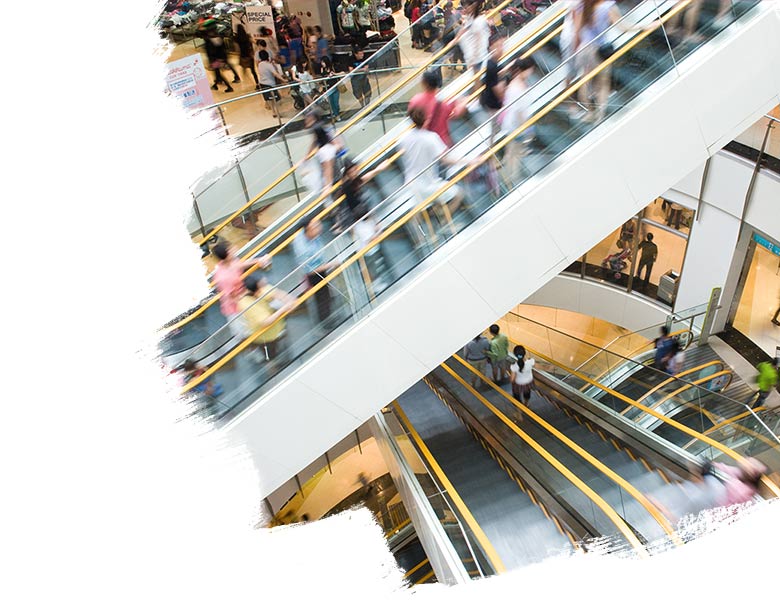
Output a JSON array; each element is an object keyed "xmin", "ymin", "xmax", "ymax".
[{"xmin": 754, "ymin": 232, "xmax": 780, "ymax": 256}]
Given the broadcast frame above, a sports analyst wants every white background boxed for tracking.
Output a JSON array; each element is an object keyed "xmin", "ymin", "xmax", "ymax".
[{"xmin": 2, "ymin": 1, "xmax": 778, "ymax": 598}]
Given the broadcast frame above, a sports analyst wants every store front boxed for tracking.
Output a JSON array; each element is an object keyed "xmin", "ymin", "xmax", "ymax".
[
  {"xmin": 728, "ymin": 230, "xmax": 780, "ymax": 357},
  {"xmin": 563, "ymin": 197, "xmax": 694, "ymax": 309}
]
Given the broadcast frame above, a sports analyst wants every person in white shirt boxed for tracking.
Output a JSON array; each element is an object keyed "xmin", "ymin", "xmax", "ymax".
[
  {"xmin": 398, "ymin": 106, "xmax": 465, "ymax": 215},
  {"xmin": 292, "ymin": 58, "xmax": 316, "ymax": 106},
  {"xmin": 509, "ymin": 345, "xmax": 535, "ymax": 420},
  {"xmin": 500, "ymin": 57, "xmax": 536, "ymax": 183},
  {"xmin": 257, "ymin": 50, "xmax": 287, "ymax": 116},
  {"xmin": 455, "ymin": 0, "xmax": 491, "ymax": 85}
]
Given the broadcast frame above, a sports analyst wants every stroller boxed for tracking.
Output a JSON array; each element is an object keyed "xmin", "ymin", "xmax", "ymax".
[{"xmin": 601, "ymin": 246, "xmax": 632, "ymax": 280}]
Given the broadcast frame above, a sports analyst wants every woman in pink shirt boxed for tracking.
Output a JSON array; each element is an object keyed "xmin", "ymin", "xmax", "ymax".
[{"xmin": 211, "ymin": 241, "xmax": 271, "ymax": 337}]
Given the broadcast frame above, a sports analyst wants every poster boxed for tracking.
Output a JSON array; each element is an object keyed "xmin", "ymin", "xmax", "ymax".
[
  {"xmin": 165, "ymin": 54, "xmax": 215, "ymax": 111},
  {"xmin": 246, "ymin": 5, "xmax": 275, "ymax": 37}
]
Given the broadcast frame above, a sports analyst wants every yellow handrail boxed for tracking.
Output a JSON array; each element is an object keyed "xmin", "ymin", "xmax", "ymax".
[
  {"xmin": 196, "ymin": 0, "xmax": 563, "ymax": 245},
  {"xmin": 619, "ymin": 360, "xmax": 725, "ymax": 415},
  {"xmin": 439, "ymin": 362, "xmax": 650, "ymax": 555},
  {"xmin": 393, "ymin": 402, "xmax": 507, "ymax": 573},
  {"xmin": 165, "ymin": 8, "xmax": 569, "ymax": 334},
  {"xmin": 180, "ymin": 1, "xmax": 690, "ymax": 395},
  {"xmin": 637, "ymin": 370, "xmax": 732, "ymax": 418},
  {"xmin": 510, "ymin": 338, "xmax": 780, "ymax": 498},
  {"xmin": 684, "ymin": 407, "xmax": 768, "ymax": 448},
  {"xmin": 449, "ymin": 355, "xmax": 681, "ymax": 546}
]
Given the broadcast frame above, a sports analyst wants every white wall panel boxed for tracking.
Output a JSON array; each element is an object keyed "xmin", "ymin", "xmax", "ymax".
[{"xmin": 224, "ymin": 5, "xmax": 780, "ymax": 499}]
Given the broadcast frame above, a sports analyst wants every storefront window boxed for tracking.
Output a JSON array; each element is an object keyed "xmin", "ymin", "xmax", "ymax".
[
  {"xmin": 732, "ymin": 232, "xmax": 780, "ymax": 356},
  {"xmin": 583, "ymin": 218, "xmax": 638, "ymax": 291}
]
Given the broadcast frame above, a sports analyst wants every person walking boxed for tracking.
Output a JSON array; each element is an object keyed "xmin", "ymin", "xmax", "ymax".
[
  {"xmin": 338, "ymin": 0, "xmax": 358, "ymax": 37},
  {"xmin": 463, "ymin": 333, "xmax": 491, "ymax": 388},
  {"xmin": 509, "ymin": 345, "xmax": 535, "ymax": 419},
  {"xmin": 211, "ymin": 241, "xmax": 272, "ymax": 338},
  {"xmin": 635, "ymin": 232, "xmax": 658, "ymax": 289},
  {"xmin": 455, "ymin": 0, "xmax": 491, "ymax": 83},
  {"xmin": 407, "ymin": 70, "xmax": 462, "ymax": 147},
  {"xmin": 287, "ymin": 14, "xmax": 305, "ymax": 66},
  {"xmin": 771, "ymin": 301, "xmax": 779, "ymax": 326},
  {"xmin": 666, "ymin": 339, "xmax": 685, "ymax": 376},
  {"xmin": 235, "ymin": 24, "xmax": 260, "ymax": 90},
  {"xmin": 653, "ymin": 325, "xmax": 675, "ymax": 372},
  {"xmin": 292, "ymin": 217, "xmax": 341, "ymax": 329},
  {"xmin": 238, "ymin": 275, "xmax": 297, "ymax": 365},
  {"xmin": 292, "ymin": 58, "xmax": 317, "ymax": 106},
  {"xmin": 486, "ymin": 324, "xmax": 510, "ymax": 384},
  {"xmin": 753, "ymin": 357, "xmax": 778, "ymax": 408},
  {"xmin": 500, "ymin": 56, "xmax": 536, "ymax": 182},
  {"xmin": 398, "ymin": 106, "xmax": 466, "ymax": 216},
  {"xmin": 202, "ymin": 23, "xmax": 239, "ymax": 93}
]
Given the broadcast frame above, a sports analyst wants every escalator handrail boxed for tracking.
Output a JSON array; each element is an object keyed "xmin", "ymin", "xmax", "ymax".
[
  {"xmin": 683, "ymin": 406, "xmax": 769, "ymax": 449},
  {"xmin": 393, "ymin": 402, "xmax": 507, "ymax": 574},
  {"xmin": 179, "ymin": 0, "xmax": 690, "ymax": 394},
  {"xmin": 517, "ymin": 342, "xmax": 780, "ymax": 498},
  {"xmin": 618, "ymin": 359, "xmax": 726, "ymax": 415},
  {"xmin": 194, "ymin": 0, "xmax": 555, "ymax": 247},
  {"xmin": 449, "ymin": 355, "xmax": 682, "ymax": 546},
  {"xmin": 440, "ymin": 360, "xmax": 651, "ymax": 556},
  {"xmin": 163, "ymin": 7, "xmax": 569, "ymax": 334},
  {"xmin": 635, "ymin": 369, "xmax": 733, "ymax": 418}
]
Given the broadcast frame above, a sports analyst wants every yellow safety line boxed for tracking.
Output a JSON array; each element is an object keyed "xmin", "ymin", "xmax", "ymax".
[
  {"xmin": 181, "ymin": 2, "xmax": 691, "ymax": 394},
  {"xmin": 439, "ymin": 361, "xmax": 650, "ymax": 556},
  {"xmin": 384, "ymin": 517, "xmax": 411, "ymax": 539},
  {"xmin": 416, "ymin": 570, "xmax": 435, "ymax": 584},
  {"xmin": 405, "ymin": 557, "xmax": 429, "ymax": 578},
  {"xmin": 619, "ymin": 360, "xmax": 724, "ymax": 415},
  {"xmin": 517, "ymin": 342, "xmax": 780, "ymax": 498},
  {"xmin": 393, "ymin": 402, "xmax": 507, "ymax": 574},
  {"xmin": 165, "ymin": 10, "xmax": 568, "ymax": 334},
  {"xmin": 450, "ymin": 355, "xmax": 681, "ymax": 546},
  {"xmin": 637, "ymin": 371, "xmax": 732, "ymax": 418}
]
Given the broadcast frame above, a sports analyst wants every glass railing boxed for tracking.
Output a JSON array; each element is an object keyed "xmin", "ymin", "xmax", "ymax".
[
  {"xmin": 162, "ymin": 3, "xmax": 571, "ymax": 340},
  {"xmin": 383, "ymin": 404, "xmax": 498, "ymax": 577},
  {"xmin": 187, "ymin": 0, "xmax": 563, "ymax": 249},
  {"xmin": 498, "ymin": 311, "xmax": 780, "ymax": 488},
  {"xmin": 176, "ymin": 1, "xmax": 763, "ymax": 425},
  {"xmin": 432, "ymin": 358, "xmax": 674, "ymax": 554}
]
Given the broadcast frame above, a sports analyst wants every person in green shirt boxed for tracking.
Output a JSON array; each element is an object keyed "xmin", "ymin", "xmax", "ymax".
[
  {"xmin": 486, "ymin": 324, "xmax": 510, "ymax": 384},
  {"xmin": 754, "ymin": 357, "xmax": 778, "ymax": 408}
]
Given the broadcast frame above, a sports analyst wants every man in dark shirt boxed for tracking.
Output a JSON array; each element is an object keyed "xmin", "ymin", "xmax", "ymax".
[
  {"xmin": 349, "ymin": 46, "xmax": 372, "ymax": 107},
  {"xmin": 479, "ymin": 34, "xmax": 505, "ymax": 144},
  {"xmin": 636, "ymin": 232, "xmax": 658, "ymax": 288}
]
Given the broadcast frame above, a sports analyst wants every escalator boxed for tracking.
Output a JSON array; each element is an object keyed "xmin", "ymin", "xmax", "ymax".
[
  {"xmin": 496, "ymin": 312, "xmax": 780, "ymax": 496},
  {"xmin": 166, "ymin": 0, "xmax": 779, "ymax": 498}
]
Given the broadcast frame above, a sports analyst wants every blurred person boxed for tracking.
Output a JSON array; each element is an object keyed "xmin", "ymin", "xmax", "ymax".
[
  {"xmin": 256, "ymin": 39, "xmax": 275, "ymax": 63},
  {"xmin": 292, "ymin": 217, "xmax": 341, "ymax": 327},
  {"xmin": 635, "ymin": 232, "xmax": 657, "ymax": 289},
  {"xmin": 336, "ymin": 156, "xmax": 390, "ymax": 232},
  {"xmin": 486, "ymin": 324, "xmax": 510, "ymax": 384},
  {"xmin": 653, "ymin": 325, "xmax": 675, "ymax": 371},
  {"xmin": 258, "ymin": 26, "xmax": 279, "ymax": 57},
  {"xmin": 202, "ymin": 23, "xmax": 238, "ymax": 93},
  {"xmin": 407, "ymin": 70, "xmax": 464, "ymax": 147},
  {"xmin": 717, "ymin": 458, "xmax": 767, "ymax": 506},
  {"xmin": 771, "ymin": 300, "xmax": 779, "ymax": 326},
  {"xmin": 410, "ymin": 0, "xmax": 424, "ymax": 49},
  {"xmin": 319, "ymin": 56, "xmax": 342, "ymax": 120},
  {"xmin": 351, "ymin": 202, "xmax": 392, "ymax": 289},
  {"xmin": 500, "ymin": 57, "xmax": 536, "ymax": 182},
  {"xmin": 455, "ymin": 0, "xmax": 491, "ymax": 82},
  {"xmin": 276, "ymin": 39, "xmax": 292, "ymax": 72},
  {"xmin": 753, "ymin": 357, "xmax": 778, "ymax": 409},
  {"xmin": 257, "ymin": 50, "xmax": 287, "ymax": 117},
  {"xmin": 238, "ymin": 275, "xmax": 297, "ymax": 364},
  {"xmin": 287, "ymin": 14, "xmax": 305, "ymax": 65},
  {"xmin": 292, "ymin": 58, "xmax": 317, "ymax": 106},
  {"xmin": 398, "ymin": 106, "xmax": 466, "ymax": 216},
  {"xmin": 349, "ymin": 46, "xmax": 373, "ymax": 107},
  {"xmin": 211, "ymin": 241, "xmax": 272, "ymax": 337},
  {"xmin": 571, "ymin": 0, "xmax": 623, "ymax": 122},
  {"xmin": 509, "ymin": 344, "xmax": 535, "ymax": 418},
  {"xmin": 666, "ymin": 339, "xmax": 685, "ymax": 376},
  {"xmin": 463, "ymin": 333, "xmax": 491, "ymax": 388},
  {"xmin": 181, "ymin": 358, "xmax": 223, "ymax": 399},
  {"xmin": 235, "ymin": 24, "xmax": 260, "ymax": 90},
  {"xmin": 479, "ymin": 33, "xmax": 506, "ymax": 144}
]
